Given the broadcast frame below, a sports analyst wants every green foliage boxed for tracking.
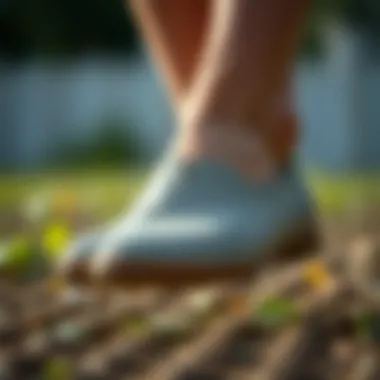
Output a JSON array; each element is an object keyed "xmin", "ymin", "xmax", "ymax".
[
  {"xmin": 2, "ymin": 0, "xmax": 380, "ymax": 61},
  {"xmin": 0, "ymin": 236, "xmax": 35, "ymax": 276},
  {"xmin": 3, "ymin": 0, "xmax": 380, "ymax": 61},
  {"xmin": 356, "ymin": 311, "xmax": 380, "ymax": 342},
  {"xmin": 254, "ymin": 297, "xmax": 300, "ymax": 330},
  {"xmin": 54, "ymin": 118, "xmax": 143, "ymax": 169},
  {"xmin": 0, "ymin": 0, "xmax": 138, "ymax": 59},
  {"xmin": 299, "ymin": 0, "xmax": 380, "ymax": 59},
  {"xmin": 315, "ymin": 0, "xmax": 380, "ymax": 39},
  {"xmin": 301, "ymin": 19, "xmax": 325, "ymax": 60},
  {"xmin": 44, "ymin": 357, "xmax": 73, "ymax": 380}
]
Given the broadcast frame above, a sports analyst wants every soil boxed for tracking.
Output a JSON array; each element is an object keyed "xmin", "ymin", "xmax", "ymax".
[{"xmin": 0, "ymin": 221, "xmax": 379, "ymax": 380}]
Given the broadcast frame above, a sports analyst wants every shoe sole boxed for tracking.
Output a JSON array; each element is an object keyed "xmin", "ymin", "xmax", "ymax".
[{"xmin": 62, "ymin": 218, "xmax": 320, "ymax": 288}]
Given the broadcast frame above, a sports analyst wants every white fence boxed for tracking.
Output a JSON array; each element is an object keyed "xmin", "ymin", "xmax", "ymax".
[
  {"xmin": 0, "ymin": 55, "xmax": 173, "ymax": 169},
  {"xmin": 1, "ymin": 27, "xmax": 380, "ymax": 171}
]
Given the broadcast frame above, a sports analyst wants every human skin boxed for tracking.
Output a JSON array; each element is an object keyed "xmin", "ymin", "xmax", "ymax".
[{"xmin": 130, "ymin": 0, "xmax": 308, "ymax": 177}]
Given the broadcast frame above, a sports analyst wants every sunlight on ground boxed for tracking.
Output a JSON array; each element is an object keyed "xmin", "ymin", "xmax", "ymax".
[
  {"xmin": 1, "ymin": 168, "xmax": 380, "ymax": 216},
  {"xmin": 306, "ymin": 170, "xmax": 380, "ymax": 215},
  {"xmin": 0, "ymin": 168, "xmax": 380, "ymax": 278}
]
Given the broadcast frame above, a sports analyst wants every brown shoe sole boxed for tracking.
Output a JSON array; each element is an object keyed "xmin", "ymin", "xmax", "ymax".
[{"xmin": 62, "ymin": 219, "xmax": 321, "ymax": 289}]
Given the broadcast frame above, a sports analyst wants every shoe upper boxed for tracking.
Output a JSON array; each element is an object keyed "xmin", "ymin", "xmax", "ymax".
[{"xmin": 89, "ymin": 154, "xmax": 316, "ymax": 265}]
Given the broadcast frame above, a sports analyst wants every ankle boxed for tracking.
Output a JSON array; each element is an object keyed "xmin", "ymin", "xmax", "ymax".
[
  {"xmin": 177, "ymin": 114, "xmax": 298, "ymax": 181},
  {"xmin": 178, "ymin": 123, "xmax": 276, "ymax": 181}
]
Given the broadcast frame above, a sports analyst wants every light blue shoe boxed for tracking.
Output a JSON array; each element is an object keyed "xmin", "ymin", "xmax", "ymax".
[
  {"xmin": 59, "ymin": 231, "xmax": 100, "ymax": 283},
  {"xmin": 59, "ymin": 150, "xmax": 181, "ymax": 283},
  {"xmin": 83, "ymin": 152, "xmax": 320, "ymax": 287}
]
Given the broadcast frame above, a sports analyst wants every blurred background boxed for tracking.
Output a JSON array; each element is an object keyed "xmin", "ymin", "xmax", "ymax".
[
  {"xmin": 1, "ymin": 4, "xmax": 380, "ymax": 379},
  {"xmin": 1, "ymin": 0, "xmax": 380, "ymax": 266},
  {"xmin": 1, "ymin": 0, "xmax": 380, "ymax": 173}
]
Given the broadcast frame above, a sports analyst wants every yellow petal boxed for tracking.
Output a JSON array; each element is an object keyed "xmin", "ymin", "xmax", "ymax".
[
  {"xmin": 43, "ymin": 224, "xmax": 71, "ymax": 259},
  {"xmin": 304, "ymin": 260, "xmax": 333, "ymax": 291}
]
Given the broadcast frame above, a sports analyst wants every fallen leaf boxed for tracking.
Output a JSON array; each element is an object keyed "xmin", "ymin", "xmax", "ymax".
[{"xmin": 304, "ymin": 259, "xmax": 334, "ymax": 292}]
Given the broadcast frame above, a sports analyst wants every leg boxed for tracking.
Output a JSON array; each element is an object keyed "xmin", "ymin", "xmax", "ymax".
[
  {"xmin": 188, "ymin": 0, "xmax": 308, "ymax": 121},
  {"xmin": 179, "ymin": 0, "xmax": 309, "ymax": 179},
  {"xmin": 131, "ymin": 0, "xmax": 298, "ymax": 156},
  {"xmin": 60, "ymin": 0, "xmax": 318, "ymax": 287},
  {"xmin": 130, "ymin": 0, "xmax": 210, "ymax": 105},
  {"xmin": 58, "ymin": 1, "xmax": 209, "ymax": 283}
]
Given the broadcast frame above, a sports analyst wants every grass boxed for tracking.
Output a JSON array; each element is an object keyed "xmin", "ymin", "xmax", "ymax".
[
  {"xmin": 306, "ymin": 169, "xmax": 380, "ymax": 215},
  {"xmin": 0, "ymin": 168, "xmax": 145, "ymax": 218},
  {"xmin": 1, "ymin": 167, "xmax": 380, "ymax": 217}
]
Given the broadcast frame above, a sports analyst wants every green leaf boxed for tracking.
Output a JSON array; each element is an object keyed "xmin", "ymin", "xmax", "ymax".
[
  {"xmin": 0, "ymin": 236, "xmax": 35, "ymax": 275},
  {"xmin": 123, "ymin": 318, "xmax": 150, "ymax": 337},
  {"xmin": 356, "ymin": 311, "xmax": 372, "ymax": 336},
  {"xmin": 356, "ymin": 311, "xmax": 380, "ymax": 342},
  {"xmin": 44, "ymin": 357, "xmax": 72, "ymax": 380},
  {"xmin": 254, "ymin": 297, "xmax": 300, "ymax": 329}
]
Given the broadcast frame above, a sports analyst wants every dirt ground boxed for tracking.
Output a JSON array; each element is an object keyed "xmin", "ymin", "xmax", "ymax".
[{"xmin": 0, "ymin": 218, "xmax": 380, "ymax": 380}]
